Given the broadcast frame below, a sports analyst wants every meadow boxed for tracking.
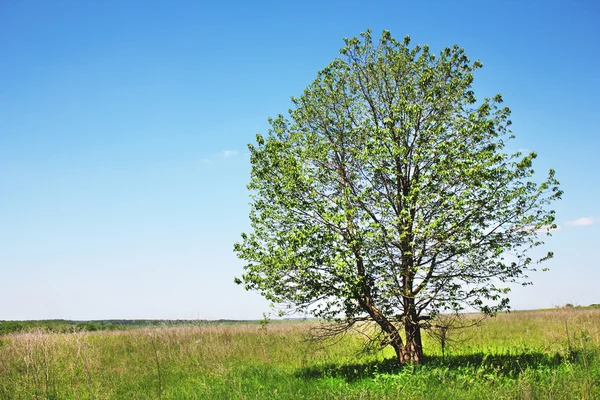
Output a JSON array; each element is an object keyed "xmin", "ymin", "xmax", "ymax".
[{"xmin": 0, "ymin": 308, "xmax": 599, "ymax": 399}]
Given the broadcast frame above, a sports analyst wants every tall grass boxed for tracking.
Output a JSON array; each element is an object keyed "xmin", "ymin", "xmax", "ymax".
[{"xmin": 0, "ymin": 308, "xmax": 599, "ymax": 399}]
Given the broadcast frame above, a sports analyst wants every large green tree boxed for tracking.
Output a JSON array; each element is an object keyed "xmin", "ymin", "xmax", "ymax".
[{"xmin": 234, "ymin": 30, "xmax": 561, "ymax": 364}]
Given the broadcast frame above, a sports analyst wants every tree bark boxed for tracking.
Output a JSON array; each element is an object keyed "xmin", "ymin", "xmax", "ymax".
[
  {"xmin": 400, "ymin": 318, "xmax": 423, "ymax": 364},
  {"xmin": 354, "ymin": 252, "xmax": 410, "ymax": 364},
  {"xmin": 400, "ymin": 298, "xmax": 423, "ymax": 364},
  {"xmin": 358, "ymin": 295, "xmax": 406, "ymax": 363}
]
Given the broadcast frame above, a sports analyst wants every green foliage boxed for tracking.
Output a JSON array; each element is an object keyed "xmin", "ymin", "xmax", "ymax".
[
  {"xmin": 0, "ymin": 320, "xmax": 75, "ymax": 335},
  {"xmin": 260, "ymin": 312, "xmax": 272, "ymax": 331},
  {"xmin": 235, "ymin": 29, "xmax": 561, "ymax": 362}
]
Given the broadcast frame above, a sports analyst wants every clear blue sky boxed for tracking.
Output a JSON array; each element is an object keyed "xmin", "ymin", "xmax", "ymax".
[{"xmin": 1, "ymin": 0, "xmax": 598, "ymax": 320}]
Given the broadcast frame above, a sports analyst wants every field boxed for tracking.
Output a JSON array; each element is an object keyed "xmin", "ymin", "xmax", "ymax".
[{"xmin": 1, "ymin": 308, "xmax": 599, "ymax": 399}]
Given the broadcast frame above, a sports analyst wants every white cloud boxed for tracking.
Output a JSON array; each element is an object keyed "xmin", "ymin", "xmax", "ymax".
[
  {"xmin": 202, "ymin": 158, "xmax": 213, "ymax": 164},
  {"xmin": 565, "ymin": 217, "xmax": 595, "ymax": 227},
  {"xmin": 220, "ymin": 150, "xmax": 239, "ymax": 158}
]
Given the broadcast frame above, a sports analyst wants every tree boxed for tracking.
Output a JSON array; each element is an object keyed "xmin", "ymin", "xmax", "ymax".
[{"xmin": 234, "ymin": 30, "xmax": 561, "ymax": 364}]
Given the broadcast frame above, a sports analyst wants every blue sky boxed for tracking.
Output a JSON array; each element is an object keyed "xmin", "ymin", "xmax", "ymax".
[{"xmin": 1, "ymin": 0, "xmax": 598, "ymax": 320}]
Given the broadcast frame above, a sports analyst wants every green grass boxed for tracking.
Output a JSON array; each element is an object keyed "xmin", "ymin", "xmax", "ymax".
[{"xmin": 1, "ymin": 308, "xmax": 599, "ymax": 399}]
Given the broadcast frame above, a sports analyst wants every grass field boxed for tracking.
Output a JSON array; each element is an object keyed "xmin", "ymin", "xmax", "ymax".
[{"xmin": 1, "ymin": 308, "xmax": 599, "ymax": 399}]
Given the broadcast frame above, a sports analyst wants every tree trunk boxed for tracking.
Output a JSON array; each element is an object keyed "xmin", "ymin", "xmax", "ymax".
[
  {"xmin": 362, "ymin": 299, "xmax": 422, "ymax": 365},
  {"xmin": 359, "ymin": 297, "xmax": 406, "ymax": 363},
  {"xmin": 400, "ymin": 318, "xmax": 423, "ymax": 364},
  {"xmin": 387, "ymin": 330, "xmax": 405, "ymax": 364},
  {"xmin": 399, "ymin": 297, "xmax": 423, "ymax": 364}
]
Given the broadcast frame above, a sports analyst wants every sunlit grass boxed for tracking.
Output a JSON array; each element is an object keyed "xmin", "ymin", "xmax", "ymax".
[{"xmin": 1, "ymin": 308, "xmax": 599, "ymax": 399}]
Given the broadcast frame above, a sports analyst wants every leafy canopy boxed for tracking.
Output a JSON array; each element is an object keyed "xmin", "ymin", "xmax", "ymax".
[{"xmin": 234, "ymin": 30, "xmax": 561, "ymax": 324}]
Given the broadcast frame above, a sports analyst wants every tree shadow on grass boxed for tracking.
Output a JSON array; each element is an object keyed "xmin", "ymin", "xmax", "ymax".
[{"xmin": 295, "ymin": 351, "xmax": 572, "ymax": 383}]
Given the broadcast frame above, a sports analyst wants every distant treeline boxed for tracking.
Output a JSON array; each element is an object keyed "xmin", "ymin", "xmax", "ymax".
[{"xmin": 0, "ymin": 319, "xmax": 255, "ymax": 335}]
